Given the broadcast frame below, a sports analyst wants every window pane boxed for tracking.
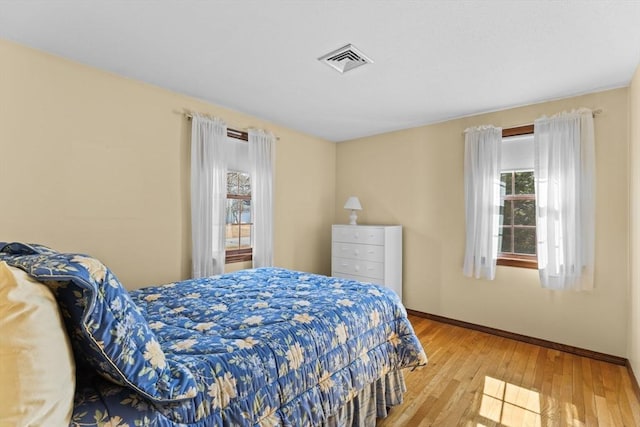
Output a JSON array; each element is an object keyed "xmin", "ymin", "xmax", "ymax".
[
  {"xmin": 225, "ymin": 224, "xmax": 240, "ymax": 250},
  {"xmin": 515, "ymin": 171, "xmax": 534, "ymax": 195},
  {"xmin": 240, "ymin": 224, "xmax": 251, "ymax": 249},
  {"xmin": 514, "ymin": 228, "xmax": 536, "ymax": 254},
  {"xmin": 227, "ymin": 172, "xmax": 238, "ymax": 194},
  {"xmin": 226, "ymin": 199, "xmax": 242, "ymax": 224},
  {"xmin": 501, "ymin": 172, "xmax": 513, "ymax": 196},
  {"xmin": 500, "ymin": 227, "xmax": 512, "ymax": 253},
  {"xmin": 238, "ymin": 172, "xmax": 251, "ymax": 196},
  {"xmin": 502, "ymin": 200, "xmax": 513, "ymax": 225},
  {"xmin": 513, "ymin": 200, "xmax": 536, "ymax": 226},
  {"xmin": 241, "ymin": 200, "xmax": 251, "ymax": 224}
]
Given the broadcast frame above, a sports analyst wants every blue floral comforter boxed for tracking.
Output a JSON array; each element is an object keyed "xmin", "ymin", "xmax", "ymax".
[{"xmin": 0, "ymin": 243, "xmax": 427, "ymax": 426}]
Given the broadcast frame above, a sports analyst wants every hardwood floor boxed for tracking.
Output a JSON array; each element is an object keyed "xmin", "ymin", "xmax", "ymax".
[{"xmin": 378, "ymin": 315, "xmax": 640, "ymax": 426}]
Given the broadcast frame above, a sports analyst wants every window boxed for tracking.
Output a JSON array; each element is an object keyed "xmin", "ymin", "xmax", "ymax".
[
  {"xmin": 226, "ymin": 171, "xmax": 252, "ymax": 263},
  {"xmin": 499, "ymin": 171, "xmax": 536, "ymax": 262},
  {"xmin": 224, "ymin": 128, "xmax": 252, "ymax": 264},
  {"xmin": 498, "ymin": 126, "xmax": 537, "ymax": 269}
]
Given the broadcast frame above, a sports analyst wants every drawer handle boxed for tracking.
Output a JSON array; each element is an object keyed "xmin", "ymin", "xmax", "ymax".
[
  {"xmin": 354, "ymin": 250, "xmax": 360, "ymax": 256},
  {"xmin": 341, "ymin": 263, "xmax": 348, "ymax": 267},
  {"xmin": 355, "ymin": 265, "xmax": 360, "ymax": 272},
  {"xmin": 367, "ymin": 250, "xmax": 375, "ymax": 254}
]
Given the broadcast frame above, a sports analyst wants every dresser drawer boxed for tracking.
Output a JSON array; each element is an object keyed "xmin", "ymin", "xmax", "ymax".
[
  {"xmin": 332, "ymin": 226, "xmax": 384, "ymax": 245},
  {"xmin": 332, "ymin": 242, "xmax": 384, "ymax": 262},
  {"xmin": 332, "ymin": 257, "xmax": 384, "ymax": 280},
  {"xmin": 332, "ymin": 272, "xmax": 380, "ymax": 285}
]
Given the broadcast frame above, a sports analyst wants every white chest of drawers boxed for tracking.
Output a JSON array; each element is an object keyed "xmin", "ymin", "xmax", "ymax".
[{"xmin": 331, "ymin": 224, "xmax": 403, "ymax": 301}]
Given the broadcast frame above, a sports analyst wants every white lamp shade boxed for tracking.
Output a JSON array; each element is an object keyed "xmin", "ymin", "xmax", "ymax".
[{"xmin": 343, "ymin": 196, "xmax": 362, "ymax": 211}]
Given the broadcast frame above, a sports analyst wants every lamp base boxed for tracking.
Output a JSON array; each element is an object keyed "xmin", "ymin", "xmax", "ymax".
[{"xmin": 349, "ymin": 210, "xmax": 358, "ymax": 225}]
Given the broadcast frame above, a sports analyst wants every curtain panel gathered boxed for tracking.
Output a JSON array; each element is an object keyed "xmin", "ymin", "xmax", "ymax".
[
  {"xmin": 463, "ymin": 125, "xmax": 502, "ymax": 280},
  {"xmin": 190, "ymin": 114, "xmax": 227, "ymax": 278},
  {"xmin": 249, "ymin": 129, "xmax": 275, "ymax": 268},
  {"xmin": 534, "ymin": 109, "xmax": 595, "ymax": 291}
]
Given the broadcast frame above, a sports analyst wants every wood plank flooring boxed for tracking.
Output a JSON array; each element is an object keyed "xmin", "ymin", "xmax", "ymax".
[{"xmin": 378, "ymin": 315, "xmax": 640, "ymax": 426}]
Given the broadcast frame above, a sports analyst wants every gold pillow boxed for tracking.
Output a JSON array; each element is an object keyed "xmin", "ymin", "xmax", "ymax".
[{"xmin": 0, "ymin": 261, "xmax": 75, "ymax": 426}]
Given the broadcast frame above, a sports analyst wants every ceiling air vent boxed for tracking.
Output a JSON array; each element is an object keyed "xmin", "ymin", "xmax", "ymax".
[{"xmin": 318, "ymin": 44, "xmax": 373, "ymax": 73}]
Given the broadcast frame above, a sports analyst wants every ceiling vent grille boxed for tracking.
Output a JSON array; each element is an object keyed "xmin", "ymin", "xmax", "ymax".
[{"xmin": 318, "ymin": 44, "xmax": 373, "ymax": 73}]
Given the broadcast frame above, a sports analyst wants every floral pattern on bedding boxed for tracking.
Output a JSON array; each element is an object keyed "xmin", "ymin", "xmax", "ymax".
[
  {"xmin": 0, "ymin": 242, "xmax": 197, "ymax": 403},
  {"xmin": 98, "ymin": 268, "xmax": 426, "ymax": 426},
  {"xmin": 0, "ymin": 243, "xmax": 427, "ymax": 426}
]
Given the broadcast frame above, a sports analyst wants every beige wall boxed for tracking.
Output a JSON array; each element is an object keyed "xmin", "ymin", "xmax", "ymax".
[
  {"xmin": 629, "ymin": 65, "xmax": 640, "ymax": 380},
  {"xmin": 0, "ymin": 39, "xmax": 336, "ymax": 289},
  {"xmin": 337, "ymin": 88, "xmax": 629, "ymax": 356}
]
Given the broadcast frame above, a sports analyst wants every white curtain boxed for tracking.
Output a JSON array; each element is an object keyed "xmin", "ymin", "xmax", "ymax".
[
  {"xmin": 249, "ymin": 129, "xmax": 275, "ymax": 268},
  {"xmin": 463, "ymin": 126, "xmax": 502, "ymax": 280},
  {"xmin": 190, "ymin": 114, "xmax": 228, "ymax": 278},
  {"xmin": 534, "ymin": 109, "xmax": 595, "ymax": 291}
]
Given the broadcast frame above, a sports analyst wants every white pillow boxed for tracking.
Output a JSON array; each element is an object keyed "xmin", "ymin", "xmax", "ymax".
[{"xmin": 0, "ymin": 261, "xmax": 75, "ymax": 426}]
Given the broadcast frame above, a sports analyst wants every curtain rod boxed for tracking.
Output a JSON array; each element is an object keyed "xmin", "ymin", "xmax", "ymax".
[
  {"xmin": 463, "ymin": 107, "xmax": 604, "ymax": 134},
  {"xmin": 516, "ymin": 107, "xmax": 604, "ymax": 127},
  {"xmin": 183, "ymin": 111, "xmax": 279, "ymax": 140}
]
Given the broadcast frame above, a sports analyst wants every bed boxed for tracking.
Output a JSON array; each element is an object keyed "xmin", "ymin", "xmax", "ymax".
[{"xmin": 0, "ymin": 242, "xmax": 427, "ymax": 426}]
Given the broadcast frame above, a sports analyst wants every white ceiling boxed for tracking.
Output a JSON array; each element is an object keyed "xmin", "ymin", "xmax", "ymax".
[{"xmin": 1, "ymin": 1, "xmax": 640, "ymax": 142}]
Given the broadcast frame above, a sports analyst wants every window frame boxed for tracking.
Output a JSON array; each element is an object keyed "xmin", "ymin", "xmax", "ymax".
[
  {"xmin": 225, "ymin": 129, "xmax": 253, "ymax": 264},
  {"xmin": 497, "ymin": 125, "xmax": 538, "ymax": 269}
]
